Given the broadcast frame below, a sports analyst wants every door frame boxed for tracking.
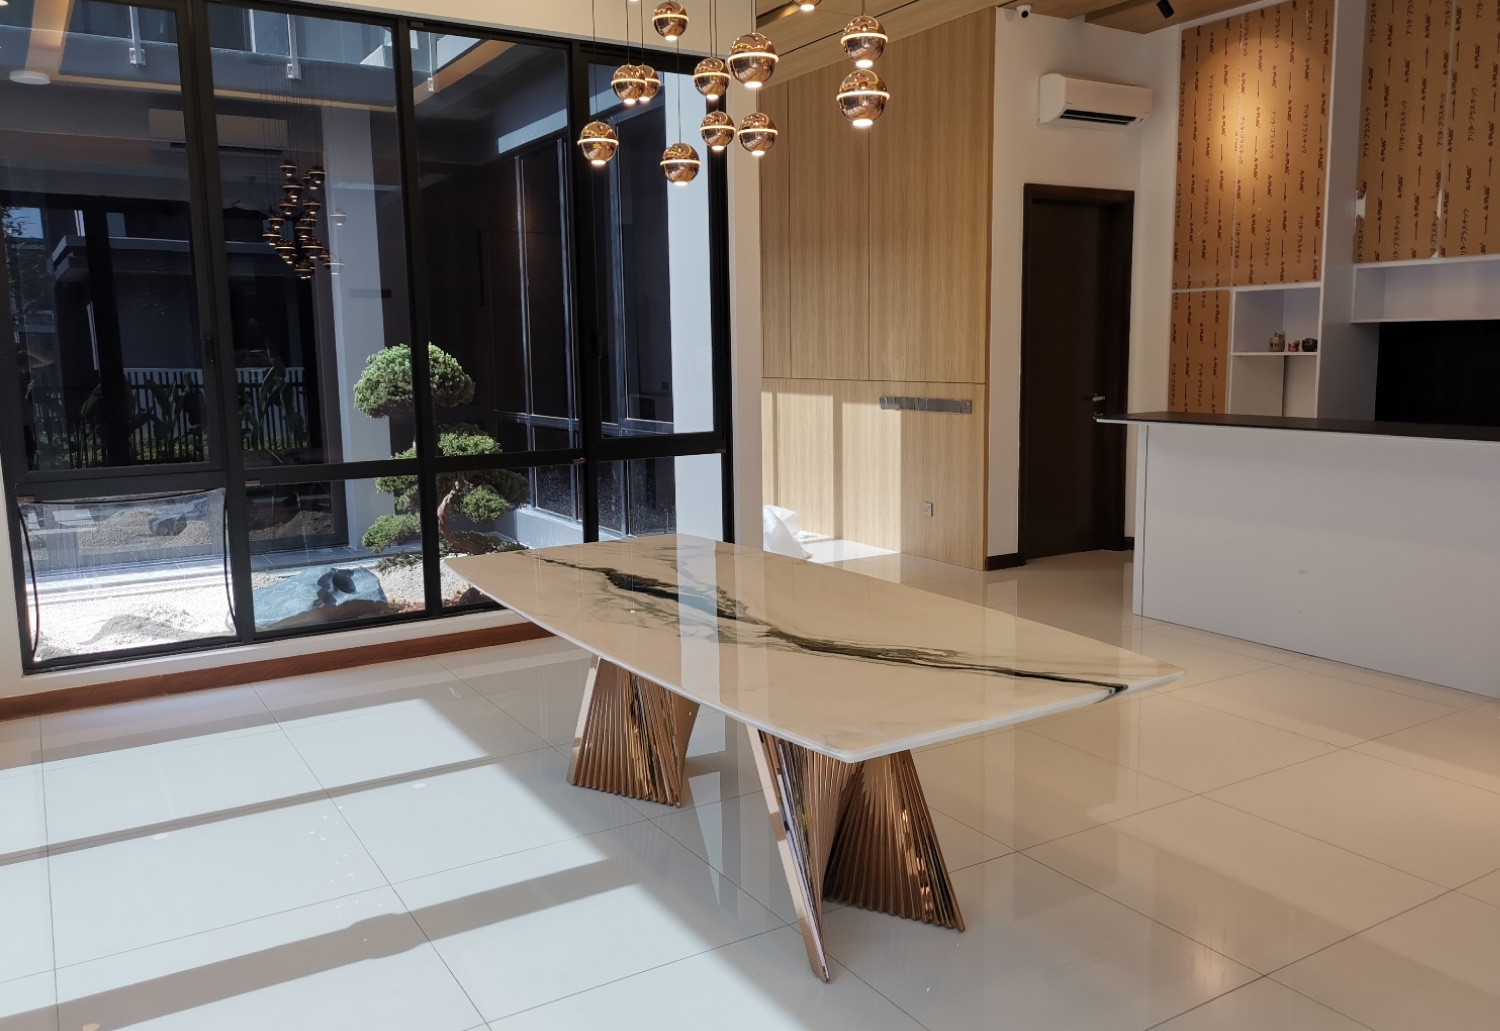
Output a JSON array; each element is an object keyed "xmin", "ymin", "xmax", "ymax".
[{"xmin": 1018, "ymin": 183, "xmax": 1134, "ymax": 560}]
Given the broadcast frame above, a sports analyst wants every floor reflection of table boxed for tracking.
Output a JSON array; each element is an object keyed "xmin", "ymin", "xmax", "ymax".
[{"xmin": 448, "ymin": 535, "xmax": 1183, "ymax": 981}]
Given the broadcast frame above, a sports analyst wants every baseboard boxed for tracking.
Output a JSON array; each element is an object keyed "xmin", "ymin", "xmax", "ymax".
[
  {"xmin": 985, "ymin": 553, "xmax": 1024, "ymax": 571},
  {"xmin": 0, "ymin": 621, "xmax": 553, "ymax": 720}
]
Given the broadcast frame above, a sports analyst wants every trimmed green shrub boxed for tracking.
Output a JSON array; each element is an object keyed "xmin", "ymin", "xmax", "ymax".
[{"xmin": 353, "ymin": 344, "xmax": 475, "ymax": 419}]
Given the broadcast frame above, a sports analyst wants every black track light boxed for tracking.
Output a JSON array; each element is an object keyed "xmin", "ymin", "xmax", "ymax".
[{"xmin": 1157, "ymin": 0, "xmax": 1174, "ymax": 16}]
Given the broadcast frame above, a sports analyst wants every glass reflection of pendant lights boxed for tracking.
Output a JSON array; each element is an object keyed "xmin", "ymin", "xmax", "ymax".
[{"xmin": 260, "ymin": 42, "xmax": 334, "ymax": 281}]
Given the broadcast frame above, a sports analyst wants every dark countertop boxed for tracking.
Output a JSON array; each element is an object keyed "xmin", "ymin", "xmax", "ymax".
[{"xmin": 1097, "ymin": 411, "xmax": 1500, "ymax": 444}]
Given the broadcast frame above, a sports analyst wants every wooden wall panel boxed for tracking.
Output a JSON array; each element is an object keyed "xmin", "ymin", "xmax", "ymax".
[
  {"xmin": 1442, "ymin": 0, "xmax": 1500, "ymax": 254},
  {"xmin": 769, "ymin": 380, "xmax": 839, "ymax": 538},
  {"xmin": 760, "ymin": 85, "xmax": 793, "ymax": 379},
  {"xmin": 758, "ymin": 13, "xmax": 991, "ymax": 568},
  {"xmin": 1173, "ymin": 0, "xmax": 1331, "ymax": 287},
  {"xmin": 1357, "ymin": 0, "xmax": 1449, "ymax": 261},
  {"xmin": 788, "ymin": 63, "xmax": 870, "ymax": 380},
  {"xmin": 1168, "ymin": 290, "xmax": 1231, "ymax": 413},
  {"xmin": 868, "ymin": 9, "xmax": 993, "ymax": 384}
]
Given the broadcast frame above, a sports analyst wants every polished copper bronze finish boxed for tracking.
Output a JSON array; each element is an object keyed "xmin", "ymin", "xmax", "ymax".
[
  {"xmin": 567, "ymin": 657, "xmax": 700, "ymax": 806},
  {"xmin": 748, "ymin": 728, "xmax": 964, "ymax": 981}
]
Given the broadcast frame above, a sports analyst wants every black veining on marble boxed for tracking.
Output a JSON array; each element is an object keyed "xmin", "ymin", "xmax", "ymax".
[{"xmin": 534, "ymin": 554, "xmax": 1134, "ymax": 694}]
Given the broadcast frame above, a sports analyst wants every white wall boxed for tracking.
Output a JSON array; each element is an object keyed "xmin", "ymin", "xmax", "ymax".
[
  {"xmin": 987, "ymin": 12, "xmax": 1179, "ymax": 557},
  {"xmin": 0, "ymin": 0, "xmax": 763, "ymax": 697}
]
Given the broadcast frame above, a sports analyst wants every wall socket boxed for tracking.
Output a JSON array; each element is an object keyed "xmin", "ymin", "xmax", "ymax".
[{"xmin": 922, "ymin": 502, "xmax": 934, "ymax": 517}]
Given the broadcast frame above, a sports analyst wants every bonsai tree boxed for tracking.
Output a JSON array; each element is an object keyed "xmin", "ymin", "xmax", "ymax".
[{"xmin": 354, "ymin": 343, "xmax": 529, "ymax": 557}]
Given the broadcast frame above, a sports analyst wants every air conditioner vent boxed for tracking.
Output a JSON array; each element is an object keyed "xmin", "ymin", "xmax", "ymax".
[{"xmin": 1038, "ymin": 73, "xmax": 1152, "ymax": 130}]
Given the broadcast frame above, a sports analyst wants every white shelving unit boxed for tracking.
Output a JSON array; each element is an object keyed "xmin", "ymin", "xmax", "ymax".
[
  {"xmin": 1227, "ymin": 284, "xmax": 1323, "ymax": 418},
  {"xmin": 1351, "ymin": 252, "xmax": 1500, "ymax": 322}
]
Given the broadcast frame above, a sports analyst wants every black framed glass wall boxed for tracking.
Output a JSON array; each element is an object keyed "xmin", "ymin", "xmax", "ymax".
[{"xmin": 0, "ymin": 0, "xmax": 734, "ymax": 671}]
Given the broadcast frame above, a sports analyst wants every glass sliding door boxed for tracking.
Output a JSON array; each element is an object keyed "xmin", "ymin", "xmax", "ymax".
[
  {"xmin": 0, "ymin": 3, "xmax": 734, "ymax": 672},
  {"xmin": 206, "ymin": 3, "xmax": 427, "ymax": 629},
  {"xmin": 0, "ymin": 0, "xmax": 239, "ymax": 664}
]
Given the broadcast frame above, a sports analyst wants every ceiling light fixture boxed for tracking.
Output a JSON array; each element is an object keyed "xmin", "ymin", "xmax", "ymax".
[
  {"xmin": 840, "ymin": 14, "xmax": 887, "ymax": 68},
  {"xmin": 1157, "ymin": 0, "xmax": 1174, "ymax": 16},
  {"xmin": 652, "ymin": 1, "xmax": 689, "ymax": 40},
  {"xmin": 700, "ymin": 110, "xmax": 737, "ymax": 151},
  {"xmin": 577, "ymin": 121, "xmax": 620, "ymax": 166},
  {"xmin": 836, "ymin": 68, "xmax": 889, "ymax": 127},
  {"xmin": 728, "ymin": 32, "xmax": 778, "ymax": 89},
  {"xmin": 737, "ymin": 111, "xmax": 778, "ymax": 155},
  {"xmin": 661, "ymin": 141, "xmax": 702, "ymax": 185},
  {"xmin": 694, "ymin": 57, "xmax": 730, "ymax": 100}
]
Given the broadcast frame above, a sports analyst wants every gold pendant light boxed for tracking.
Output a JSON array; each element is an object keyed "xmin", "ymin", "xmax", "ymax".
[
  {"xmin": 840, "ymin": 15, "xmax": 887, "ymax": 68},
  {"xmin": 798, "ymin": 0, "xmax": 821, "ymax": 10},
  {"xmin": 694, "ymin": 57, "xmax": 730, "ymax": 101},
  {"xmin": 611, "ymin": 63, "xmax": 646, "ymax": 105},
  {"xmin": 639, "ymin": 64, "xmax": 662, "ymax": 102},
  {"xmin": 661, "ymin": 142, "xmax": 702, "ymax": 184},
  {"xmin": 578, "ymin": 121, "xmax": 621, "ymax": 166},
  {"xmin": 652, "ymin": 1, "xmax": 689, "ymax": 40},
  {"xmin": 700, "ymin": 110, "xmax": 737, "ymax": 151},
  {"xmin": 728, "ymin": 33, "xmax": 778, "ymax": 89},
  {"xmin": 836, "ymin": 68, "xmax": 888, "ymax": 127},
  {"xmin": 737, "ymin": 111, "xmax": 778, "ymax": 155}
]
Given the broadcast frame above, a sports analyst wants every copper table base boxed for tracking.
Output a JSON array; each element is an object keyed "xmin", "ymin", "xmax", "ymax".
[
  {"xmin": 567, "ymin": 657, "xmax": 700, "ymax": 807},
  {"xmin": 747, "ymin": 727, "xmax": 965, "ymax": 981}
]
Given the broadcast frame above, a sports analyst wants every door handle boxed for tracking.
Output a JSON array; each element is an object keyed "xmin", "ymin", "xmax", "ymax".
[{"xmin": 1090, "ymin": 395, "xmax": 1106, "ymax": 403}]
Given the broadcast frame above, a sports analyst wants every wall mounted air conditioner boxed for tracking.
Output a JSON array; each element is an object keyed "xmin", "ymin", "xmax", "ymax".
[{"xmin": 1038, "ymin": 73, "xmax": 1152, "ymax": 129}]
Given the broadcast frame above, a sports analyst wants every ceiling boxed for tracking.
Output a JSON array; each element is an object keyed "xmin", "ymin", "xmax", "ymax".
[{"xmin": 749, "ymin": 0, "xmax": 1264, "ymax": 78}]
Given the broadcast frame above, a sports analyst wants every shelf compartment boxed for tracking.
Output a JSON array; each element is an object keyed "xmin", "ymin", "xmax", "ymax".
[
  {"xmin": 1352, "ymin": 254, "xmax": 1500, "ymax": 322},
  {"xmin": 1230, "ymin": 284, "xmax": 1323, "ymax": 354}
]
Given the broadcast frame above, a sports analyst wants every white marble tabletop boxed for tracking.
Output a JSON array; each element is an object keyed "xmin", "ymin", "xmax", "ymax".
[{"xmin": 448, "ymin": 535, "xmax": 1183, "ymax": 762}]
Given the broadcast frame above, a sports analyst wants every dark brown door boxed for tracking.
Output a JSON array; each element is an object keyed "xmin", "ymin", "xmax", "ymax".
[{"xmin": 1019, "ymin": 184, "xmax": 1132, "ymax": 560}]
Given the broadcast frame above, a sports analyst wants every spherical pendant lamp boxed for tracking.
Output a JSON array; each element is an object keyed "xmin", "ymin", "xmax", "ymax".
[
  {"xmin": 840, "ymin": 15, "xmax": 887, "ymax": 68},
  {"xmin": 660, "ymin": 142, "xmax": 702, "ymax": 185},
  {"xmin": 728, "ymin": 33, "xmax": 778, "ymax": 89},
  {"xmin": 693, "ymin": 57, "xmax": 731, "ymax": 101},
  {"xmin": 577, "ymin": 121, "xmax": 620, "ymax": 166},
  {"xmin": 700, "ymin": 110, "xmax": 737, "ymax": 152},
  {"xmin": 737, "ymin": 111, "xmax": 778, "ymax": 155},
  {"xmin": 639, "ymin": 64, "xmax": 662, "ymax": 103},
  {"xmin": 611, "ymin": 63, "xmax": 647, "ymax": 105},
  {"xmin": 652, "ymin": 1, "xmax": 689, "ymax": 40},
  {"xmin": 836, "ymin": 68, "xmax": 889, "ymax": 127}
]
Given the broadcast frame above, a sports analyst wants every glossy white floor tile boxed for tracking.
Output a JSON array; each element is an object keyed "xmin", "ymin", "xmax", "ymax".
[
  {"xmin": 461, "ymin": 655, "xmax": 592, "ymax": 747},
  {"xmin": 5, "ymin": 548, "xmax": 1499, "ymax": 1031},
  {"xmin": 54, "ymin": 888, "xmax": 483, "ymax": 1031},
  {"xmin": 1175, "ymin": 665, "xmax": 1458, "ymax": 747},
  {"xmin": 1354, "ymin": 702, "xmax": 1500, "ymax": 794},
  {"xmin": 280, "ymin": 686, "xmax": 546, "ymax": 790},
  {"xmin": 42, "ymin": 729, "xmax": 323, "ymax": 844},
  {"xmin": 251, "ymin": 657, "xmax": 462, "ymax": 725},
  {"xmin": 0, "ymin": 717, "xmax": 41, "ymax": 778},
  {"xmin": 1027, "ymin": 693, "xmax": 1336, "ymax": 793},
  {"xmin": 1026, "ymin": 795, "xmax": 1445, "ymax": 973},
  {"xmin": 915, "ymin": 728, "xmax": 1192, "ymax": 850},
  {"xmin": 488, "ymin": 926, "xmax": 924, "ymax": 1031},
  {"xmin": 1209, "ymin": 749, "xmax": 1500, "ymax": 888},
  {"xmin": 1460, "ymin": 869, "xmax": 1500, "ymax": 908},
  {"xmin": 49, "ymin": 798, "xmax": 386, "ymax": 966},
  {"xmin": 1273, "ymin": 892, "xmax": 1500, "ymax": 1031},
  {"xmin": 0, "ymin": 972, "xmax": 58, "ymax": 1031},
  {"xmin": 0, "ymin": 771, "xmax": 46, "ymax": 857},
  {"xmin": 395, "ymin": 821, "xmax": 780, "ymax": 1021},
  {"xmin": 1152, "ymin": 978, "xmax": 1369, "ymax": 1030},
  {"xmin": 0, "ymin": 857, "xmax": 53, "ymax": 984},
  {"xmin": 39, "ymin": 686, "xmax": 276, "ymax": 767},
  {"xmin": 331, "ymin": 748, "xmax": 643, "ymax": 883},
  {"xmin": 1286, "ymin": 655, "xmax": 1491, "ymax": 709},
  {"xmin": 821, "ymin": 853, "xmax": 1256, "ymax": 1031}
]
